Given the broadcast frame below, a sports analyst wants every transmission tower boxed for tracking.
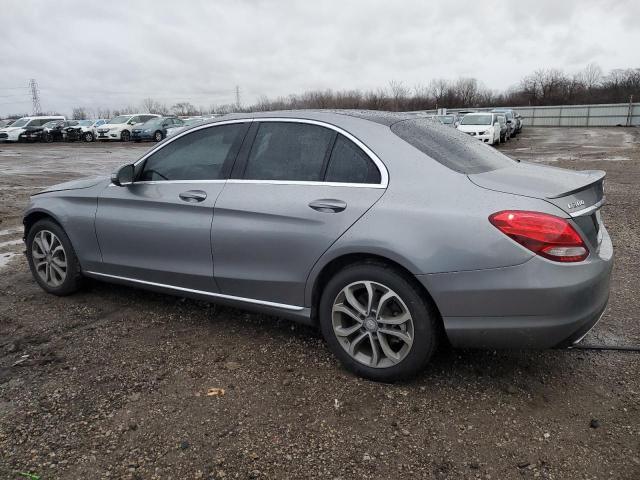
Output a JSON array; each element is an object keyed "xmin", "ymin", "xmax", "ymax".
[{"xmin": 29, "ymin": 78, "xmax": 42, "ymax": 115}]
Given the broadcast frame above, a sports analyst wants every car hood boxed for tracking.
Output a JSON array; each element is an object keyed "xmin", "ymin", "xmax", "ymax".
[
  {"xmin": 468, "ymin": 161, "xmax": 605, "ymax": 215},
  {"xmin": 34, "ymin": 176, "xmax": 107, "ymax": 195},
  {"xmin": 99, "ymin": 123, "xmax": 124, "ymax": 129},
  {"xmin": 0, "ymin": 126, "xmax": 25, "ymax": 132}
]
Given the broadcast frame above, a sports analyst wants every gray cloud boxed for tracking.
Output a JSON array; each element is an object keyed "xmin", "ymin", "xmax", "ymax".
[{"xmin": 0, "ymin": 0, "xmax": 637, "ymax": 116}]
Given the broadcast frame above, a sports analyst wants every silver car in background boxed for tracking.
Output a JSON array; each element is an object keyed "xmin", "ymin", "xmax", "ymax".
[{"xmin": 23, "ymin": 111, "xmax": 612, "ymax": 381}]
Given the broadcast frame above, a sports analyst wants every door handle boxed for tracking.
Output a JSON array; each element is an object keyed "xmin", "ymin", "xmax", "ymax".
[
  {"xmin": 308, "ymin": 199, "xmax": 347, "ymax": 213},
  {"xmin": 179, "ymin": 190, "xmax": 207, "ymax": 203}
]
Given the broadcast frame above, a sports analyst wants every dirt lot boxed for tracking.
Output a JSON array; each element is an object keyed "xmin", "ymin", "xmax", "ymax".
[{"xmin": 1, "ymin": 129, "xmax": 639, "ymax": 479}]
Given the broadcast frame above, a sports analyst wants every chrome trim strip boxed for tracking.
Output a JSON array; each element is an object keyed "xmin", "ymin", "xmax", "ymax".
[
  {"xmin": 130, "ymin": 116, "xmax": 389, "ymax": 189},
  {"xmin": 569, "ymin": 198, "xmax": 605, "ymax": 218},
  {"xmin": 225, "ymin": 179, "xmax": 383, "ymax": 189},
  {"xmin": 84, "ymin": 271, "xmax": 305, "ymax": 311}
]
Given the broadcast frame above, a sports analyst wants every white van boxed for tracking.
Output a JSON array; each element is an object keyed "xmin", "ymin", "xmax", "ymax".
[{"xmin": 0, "ymin": 116, "xmax": 66, "ymax": 142}]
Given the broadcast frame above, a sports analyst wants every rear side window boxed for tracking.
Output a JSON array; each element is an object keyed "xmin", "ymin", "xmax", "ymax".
[
  {"xmin": 390, "ymin": 118, "xmax": 515, "ymax": 174},
  {"xmin": 243, "ymin": 122, "xmax": 334, "ymax": 181},
  {"xmin": 139, "ymin": 123, "xmax": 247, "ymax": 181},
  {"xmin": 325, "ymin": 135, "xmax": 381, "ymax": 184}
]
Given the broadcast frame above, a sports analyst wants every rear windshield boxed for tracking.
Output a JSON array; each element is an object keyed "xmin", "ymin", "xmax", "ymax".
[{"xmin": 390, "ymin": 118, "xmax": 516, "ymax": 174}]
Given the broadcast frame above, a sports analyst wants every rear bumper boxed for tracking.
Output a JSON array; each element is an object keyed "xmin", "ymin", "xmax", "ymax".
[{"xmin": 417, "ymin": 227, "xmax": 613, "ymax": 349}]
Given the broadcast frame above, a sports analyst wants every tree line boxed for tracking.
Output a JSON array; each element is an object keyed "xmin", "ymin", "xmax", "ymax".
[{"xmin": 3, "ymin": 64, "xmax": 638, "ymax": 120}]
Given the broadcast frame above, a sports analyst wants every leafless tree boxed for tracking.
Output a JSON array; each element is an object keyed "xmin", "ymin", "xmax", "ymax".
[{"xmin": 71, "ymin": 107, "xmax": 88, "ymax": 120}]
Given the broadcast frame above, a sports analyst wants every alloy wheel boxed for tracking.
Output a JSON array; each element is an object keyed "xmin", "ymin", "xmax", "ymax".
[
  {"xmin": 154, "ymin": 131, "xmax": 162, "ymax": 142},
  {"xmin": 31, "ymin": 230, "xmax": 67, "ymax": 288},
  {"xmin": 332, "ymin": 281, "xmax": 414, "ymax": 369}
]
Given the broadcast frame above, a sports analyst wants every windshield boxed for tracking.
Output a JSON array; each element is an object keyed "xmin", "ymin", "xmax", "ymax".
[
  {"xmin": 184, "ymin": 118, "xmax": 204, "ymax": 127},
  {"xmin": 461, "ymin": 114, "xmax": 493, "ymax": 126},
  {"xmin": 437, "ymin": 115, "xmax": 454, "ymax": 124},
  {"xmin": 143, "ymin": 117, "xmax": 165, "ymax": 128},
  {"xmin": 390, "ymin": 118, "xmax": 516, "ymax": 174},
  {"xmin": 108, "ymin": 116, "xmax": 130, "ymax": 124},
  {"xmin": 10, "ymin": 118, "xmax": 30, "ymax": 128},
  {"xmin": 77, "ymin": 120, "xmax": 93, "ymax": 126}
]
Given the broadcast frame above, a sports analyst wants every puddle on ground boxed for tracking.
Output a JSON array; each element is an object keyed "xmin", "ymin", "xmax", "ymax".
[
  {"xmin": 0, "ymin": 227, "xmax": 21, "ymax": 237},
  {"xmin": 0, "ymin": 252, "xmax": 20, "ymax": 269},
  {"xmin": 0, "ymin": 239, "xmax": 23, "ymax": 249}
]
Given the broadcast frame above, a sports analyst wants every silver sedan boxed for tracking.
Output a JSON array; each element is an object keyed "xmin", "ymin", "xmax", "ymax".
[{"xmin": 23, "ymin": 111, "xmax": 613, "ymax": 381}]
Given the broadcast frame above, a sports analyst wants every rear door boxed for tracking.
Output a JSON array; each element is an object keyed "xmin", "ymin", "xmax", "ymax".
[
  {"xmin": 94, "ymin": 122, "xmax": 249, "ymax": 291},
  {"xmin": 212, "ymin": 119, "xmax": 386, "ymax": 307}
]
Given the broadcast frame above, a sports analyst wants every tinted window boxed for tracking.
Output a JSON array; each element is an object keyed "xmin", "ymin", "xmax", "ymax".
[
  {"xmin": 325, "ymin": 135, "xmax": 381, "ymax": 184},
  {"xmin": 139, "ymin": 123, "xmax": 246, "ymax": 181},
  {"xmin": 390, "ymin": 118, "xmax": 516, "ymax": 174},
  {"xmin": 243, "ymin": 122, "xmax": 334, "ymax": 181}
]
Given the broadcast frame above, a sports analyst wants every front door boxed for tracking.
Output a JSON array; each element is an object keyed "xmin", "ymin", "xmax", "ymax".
[{"xmin": 94, "ymin": 122, "xmax": 249, "ymax": 291}]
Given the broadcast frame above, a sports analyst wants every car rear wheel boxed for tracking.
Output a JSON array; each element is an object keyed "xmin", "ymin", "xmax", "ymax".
[
  {"xmin": 83, "ymin": 132, "xmax": 94, "ymax": 142},
  {"xmin": 121, "ymin": 130, "xmax": 130, "ymax": 142},
  {"xmin": 319, "ymin": 262, "xmax": 438, "ymax": 382},
  {"xmin": 154, "ymin": 131, "xmax": 163, "ymax": 142},
  {"xmin": 26, "ymin": 219, "xmax": 83, "ymax": 296}
]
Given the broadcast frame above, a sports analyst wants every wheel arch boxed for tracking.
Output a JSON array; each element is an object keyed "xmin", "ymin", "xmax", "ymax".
[
  {"xmin": 307, "ymin": 251, "xmax": 443, "ymax": 328},
  {"xmin": 23, "ymin": 209, "xmax": 64, "ymax": 239}
]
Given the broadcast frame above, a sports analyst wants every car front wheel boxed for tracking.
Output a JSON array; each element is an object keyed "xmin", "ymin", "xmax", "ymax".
[
  {"xmin": 26, "ymin": 219, "xmax": 83, "ymax": 296},
  {"xmin": 319, "ymin": 262, "xmax": 438, "ymax": 382},
  {"xmin": 121, "ymin": 130, "xmax": 130, "ymax": 142},
  {"xmin": 83, "ymin": 132, "xmax": 94, "ymax": 142},
  {"xmin": 154, "ymin": 130, "xmax": 163, "ymax": 142}
]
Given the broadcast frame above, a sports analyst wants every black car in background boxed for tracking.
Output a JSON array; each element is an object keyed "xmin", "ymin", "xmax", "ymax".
[
  {"xmin": 38, "ymin": 120, "xmax": 80, "ymax": 142},
  {"xmin": 132, "ymin": 116, "xmax": 184, "ymax": 142}
]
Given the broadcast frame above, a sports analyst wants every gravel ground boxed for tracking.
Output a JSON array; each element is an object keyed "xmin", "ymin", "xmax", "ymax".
[{"xmin": 0, "ymin": 129, "xmax": 639, "ymax": 479}]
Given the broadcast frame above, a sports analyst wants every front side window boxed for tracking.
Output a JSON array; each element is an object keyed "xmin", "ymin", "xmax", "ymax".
[
  {"xmin": 139, "ymin": 123, "xmax": 247, "ymax": 181},
  {"xmin": 325, "ymin": 135, "xmax": 381, "ymax": 184},
  {"xmin": 243, "ymin": 122, "xmax": 334, "ymax": 181}
]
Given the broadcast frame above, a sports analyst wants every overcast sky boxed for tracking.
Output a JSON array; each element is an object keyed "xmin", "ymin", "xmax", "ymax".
[{"xmin": 1, "ymin": 0, "xmax": 638, "ymax": 116}]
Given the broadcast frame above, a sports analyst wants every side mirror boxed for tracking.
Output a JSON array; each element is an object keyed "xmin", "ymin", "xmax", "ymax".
[{"xmin": 111, "ymin": 164, "xmax": 135, "ymax": 186}]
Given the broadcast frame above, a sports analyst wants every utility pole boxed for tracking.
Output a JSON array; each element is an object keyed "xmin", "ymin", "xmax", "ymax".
[
  {"xmin": 627, "ymin": 94, "xmax": 634, "ymax": 127},
  {"xmin": 29, "ymin": 78, "xmax": 42, "ymax": 115},
  {"xmin": 235, "ymin": 85, "xmax": 241, "ymax": 111}
]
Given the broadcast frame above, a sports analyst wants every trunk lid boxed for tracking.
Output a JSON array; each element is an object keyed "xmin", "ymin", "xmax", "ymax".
[{"xmin": 467, "ymin": 161, "xmax": 605, "ymax": 216}]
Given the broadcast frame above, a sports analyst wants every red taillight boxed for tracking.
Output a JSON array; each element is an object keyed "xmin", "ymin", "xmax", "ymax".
[{"xmin": 489, "ymin": 210, "xmax": 588, "ymax": 262}]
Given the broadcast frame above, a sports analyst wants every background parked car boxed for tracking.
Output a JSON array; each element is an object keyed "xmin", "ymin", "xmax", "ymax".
[
  {"xmin": 456, "ymin": 112, "xmax": 501, "ymax": 145},
  {"xmin": 96, "ymin": 114, "xmax": 160, "ymax": 141},
  {"xmin": 65, "ymin": 119, "xmax": 108, "ymax": 142},
  {"xmin": 433, "ymin": 114, "xmax": 460, "ymax": 128},
  {"xmin": 132, "ymin": 116, "xmax": 184, "ymax": 142},
  {"xmin": 492, "ymin": 109, "xmax": 518, "ymax": 137},
  {"xmin": 0, "ymin": 116, "xmax": 65, "ymax": 142},
  {"xmin": 165, "ymin": 117, "xmax": 205, "ymax": 138},
  {"xmin": 494, "ymin": 113, "xmax": 509, "ymax": 143},
  {"xmin": 41, "ymin": 120, "xmax": 81, "ymax": 142}
]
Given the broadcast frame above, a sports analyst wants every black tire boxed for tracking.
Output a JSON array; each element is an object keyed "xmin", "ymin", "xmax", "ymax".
[
  {"xmin": 121, "ymin": 130, "xmax": 130, "ymax": 142},
  {"xmin": 44, "ymin": 133, "xmax": 53, "ymax": 143},
  {"xmin": 154, "ymin": 130, "xmax": 163, "ymax": 142},
  {"xmin": 26, "ymin": 218, "xmax": 83, "ymax": 296},
  {"xmin": 83, "ymin": 132, "xmax": 94, "ymax": 142},
  {"xmin": 319, "ymin": 262, "xmax": 439, "ymax": 382}
]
